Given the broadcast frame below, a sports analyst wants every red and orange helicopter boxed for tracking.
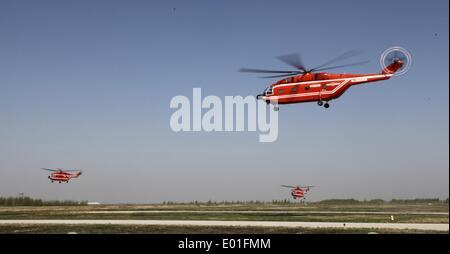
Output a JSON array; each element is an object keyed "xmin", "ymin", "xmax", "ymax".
[
  {"xmin": 281, "ymin": 185, "xmax": 314, "ymax": 200},
  {"xmin": 41, "ymin": 168, "xmax": 83, "ymax": 183},
  {"xmin": 241, "ymin": 48, "xmax": 410, "ymax": 110}
]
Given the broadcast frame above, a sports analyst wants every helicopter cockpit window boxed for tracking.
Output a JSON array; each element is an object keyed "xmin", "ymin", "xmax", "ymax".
[
  {"xmin": 285, "ymin": 77, "xmax": 293, "ymax": 83},
  {"xmin": 265, "ymin": 87, "xmax": 273, "ymax": 95}
]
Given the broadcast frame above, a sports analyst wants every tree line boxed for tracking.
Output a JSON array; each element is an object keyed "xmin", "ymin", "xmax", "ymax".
[
  {"xmin": 1, "ymin": 196, "xmax": 447, "ymax": 206},
  {"xmin": 0, "ymin": 196, "xmax": 87, "ymax": 206},
  {"xmin": 161, "ymin": 198, "xmax": 449, "ymax": 205}
]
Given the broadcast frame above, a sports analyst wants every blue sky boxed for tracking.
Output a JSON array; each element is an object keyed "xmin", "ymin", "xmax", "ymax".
[{"xmin": 0, "ymin": 0, "xmax": 448, "ymax": 203}]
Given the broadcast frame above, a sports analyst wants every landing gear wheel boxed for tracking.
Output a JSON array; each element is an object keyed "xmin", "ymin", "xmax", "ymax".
[
  {"xmin": 273, "ymin": 106, "xmax": 279, "ymax": 111},
  {"xmin": 324, "ymin": 102, "xmax": 330, "ymax": 108},
  {"xmin": 317, "ymin": 101, "xmax": 323, "ymax": 106}
]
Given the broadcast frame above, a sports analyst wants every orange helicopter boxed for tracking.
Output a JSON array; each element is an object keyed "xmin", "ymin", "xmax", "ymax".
[
  {"xmin": 41, "ymin": 168, "xmax": 82, "ymax": 183},
  {"xmin": 241, "ymin": 48, "xmax": 410, "ymax": 110},
  {"xmin": 281, "ymin": 185, "xmax": 315, "ymax": 200}
]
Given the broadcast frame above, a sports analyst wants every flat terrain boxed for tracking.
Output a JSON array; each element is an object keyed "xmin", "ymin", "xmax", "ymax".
[
  {"xmin": 0, "ymin": 224, "xmax": 446, "ymax": 234},
  {"xmin": 0, "ymin": 203, "xmax": 447, "ymax": 233}
]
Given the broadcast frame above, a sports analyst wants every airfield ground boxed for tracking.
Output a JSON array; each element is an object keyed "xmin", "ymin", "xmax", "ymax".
[{"xmin": 0, "ymin": 202, "xmax": 448, "ymax": 234}]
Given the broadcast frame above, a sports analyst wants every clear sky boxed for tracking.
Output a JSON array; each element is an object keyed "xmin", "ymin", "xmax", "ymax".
[{"xmin": 0, "ymin": 0, "xmax": 448, "ymax": 203}]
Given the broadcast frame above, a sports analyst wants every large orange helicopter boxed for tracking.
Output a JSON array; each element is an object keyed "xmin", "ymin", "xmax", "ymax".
[
  {"xmin": 281, "ymin": 185, "xmax": 314, "ymax": 200},
  {"xmin": 241, "ymin": 48, "xmax": 410, "ymax": 110},
  {"xmin": 41, "ymin": 168, "xmax": 83, "ymax": 183}
]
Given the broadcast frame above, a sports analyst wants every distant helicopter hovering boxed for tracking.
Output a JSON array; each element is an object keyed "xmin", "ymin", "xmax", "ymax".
[
  {"xmin": 281, "ymin": 185, "xmax": 315, "ymax": 200},
  {"xmin": 41, "ymin": 168, "xmax": 83, "ymax": 183},
  {"xmin": 240, "ymin": 47, "xmax": 411, "ymax": 110}
]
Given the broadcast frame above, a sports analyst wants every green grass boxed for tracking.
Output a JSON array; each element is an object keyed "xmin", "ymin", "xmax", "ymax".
[
  {"xmin": 0, "ymin": 224, "xmax": 446, "ymax": 234},
  {"xmin": 1, "ymin": 202, "xmax": 448, "ymax": 212},
  {"xmin": 0, "ymin": 212, "xmax": 447, "ymax": 223},
  {"xmin": 0, "ymin": 203, "xmax": 447, "ymax": 234}
]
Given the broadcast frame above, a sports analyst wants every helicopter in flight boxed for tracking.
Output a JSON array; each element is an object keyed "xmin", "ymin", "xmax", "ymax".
[
  {"xmin": 281, "ymin": 185, "xmax": 315, "ymax": 200},
  {"xmin": 240, "ymin": 47, "xmax": 411, "ymax": 110},
  {"xmin": 41, "ymin": 168, "xmax": 83, "ymax": 183}
]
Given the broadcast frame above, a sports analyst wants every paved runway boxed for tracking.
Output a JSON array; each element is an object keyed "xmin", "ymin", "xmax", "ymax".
[
  {"xmin": 0, "ymin": 220, "xmax": 447, "ymax": 231},
  {"xmin": 79, "ymin": 210, "xmax": 449, "ymax": 215}
]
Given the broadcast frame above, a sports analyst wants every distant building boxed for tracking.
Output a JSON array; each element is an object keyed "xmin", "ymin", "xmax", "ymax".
[{"xmin": 87, "ymin": 202, "xmax": 101, "ymax": 205}]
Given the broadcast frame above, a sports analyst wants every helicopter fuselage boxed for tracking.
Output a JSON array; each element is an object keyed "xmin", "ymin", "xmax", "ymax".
[
  {"xmin": 291, "ymin": 187, "xmax": 311, "ymax": 199},
  {"xmin": 48, "ymin": 172, "xmax": 80, "ymax": 183},
  {"xmin": 257, "ymin": 61, "xmax": 403, "ymax": 106}
]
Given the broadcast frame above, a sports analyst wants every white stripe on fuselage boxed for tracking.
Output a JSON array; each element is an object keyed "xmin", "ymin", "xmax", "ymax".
[
  {"xmin": 262, "ymin": 74, "xmax": 391, "ymax": 100},
  {"xmin": 270, "ymin": 74, "xmax": 392, "ymax": 89}
]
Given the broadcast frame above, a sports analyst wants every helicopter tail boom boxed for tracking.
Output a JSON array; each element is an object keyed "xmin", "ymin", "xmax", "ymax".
[{"xmin": 381, "ymin": 60, "xmax": 404, "ymax": 75}]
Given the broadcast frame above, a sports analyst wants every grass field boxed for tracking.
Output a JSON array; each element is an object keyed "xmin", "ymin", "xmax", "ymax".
[
  {"xmin": 0, "ymin": 224, "xmax": 445, "ymax": 234},
  {"xmin": 0, "ymin": 211, "xmax": 447, "ymax": 223},
  {"xmin": 0, "ymin": 202, "xmax": 447, "ymax": 233},
  {"xmin": 0, "ymin": 203, "xmax": 447, "ymax": 223}
]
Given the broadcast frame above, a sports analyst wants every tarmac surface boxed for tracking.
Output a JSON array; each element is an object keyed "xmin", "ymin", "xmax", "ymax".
[
  {"xmin": 0, "ymin": 220, "xmax": 447, "ymax": 231},
  {"xmin": 78, "ymin": 210, "xmax": 449, "ymax": 215}
]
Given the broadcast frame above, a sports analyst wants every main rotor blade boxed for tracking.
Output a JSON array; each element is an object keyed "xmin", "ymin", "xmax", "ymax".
[
  {"xmin": 239, "ymin": 68, "xmax": 296, "ymax": 74},
  {"xmin": 311, "ymin": 50, "xmax": 362, "ymax": 71},
  {"xmin": 281, "ymin": 185, "xmax": 296, "ymax": 188},
  {"xmin": 41, "ymin": 168, "xmax": 57, "ymax": 171},
  {"xmin": 312, "ymin": 60, "xmax": 370, "ymax": 72},
  {"xmin": 260, "ymin": 72, "xmax": 300, "ymax": 78},
  {"xmin": 277, "ymin": 54, "xmax": 306, "ymax": 71}
]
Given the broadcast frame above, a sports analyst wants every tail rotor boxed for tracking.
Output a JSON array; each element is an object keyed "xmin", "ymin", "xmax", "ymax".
[{"xmin": 380, "ymin": 46, "xmax": 412, "ymax": 76}]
